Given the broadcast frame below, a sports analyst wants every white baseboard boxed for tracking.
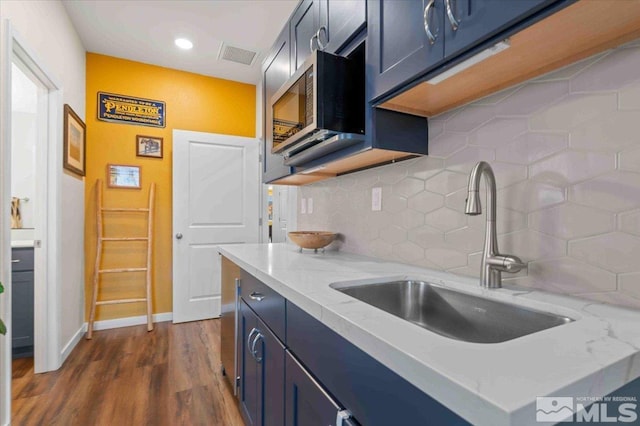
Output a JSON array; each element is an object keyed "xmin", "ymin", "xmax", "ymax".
[
  {"xmin": 60, "ymin": 325, "xmax": 85, "ymax": 364},
  {"xmin": 82, "ymin": 312, "xmax": 173, "ymax": 332}
]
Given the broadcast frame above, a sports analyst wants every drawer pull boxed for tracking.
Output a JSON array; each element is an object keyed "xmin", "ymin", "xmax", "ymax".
[
  {"xmin": 11, "ymin": 259, "xmax": 20, "ymax": 263},
  {"xmin": 249, "ymin": 292, "xmax": 265, "ymax": 302}
]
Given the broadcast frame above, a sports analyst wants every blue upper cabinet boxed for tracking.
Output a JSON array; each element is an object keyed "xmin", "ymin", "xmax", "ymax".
[
  {"xmin": 263, "ymin": 25, "xmax": 293, "ymax": 184},
  {"xmin": 290, "ymin": 0, "xmax": 366, "ymax": 72},
  {"xmin": 368, "ymin": 0, "xmax": 445, "ymax": 102},
  {"xmin": 368, "ymin": 0, "xmax": 562, "ymax": 103},
  {"xmin": 442, "ymin": 0, "xmax": 556, "ymax": 58},
  {"xmin": 320, "ymin": 0, "xmax": 366, "ymax": 54},
  {"xmin": 290, "ymin": 0, "xmax": 321, "ymax": 72}
]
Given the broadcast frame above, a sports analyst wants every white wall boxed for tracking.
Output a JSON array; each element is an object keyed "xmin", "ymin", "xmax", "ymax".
[
  {"xmin": 0, "ymin": 0, "xmax": 86, "ymax": 363},
  {"xmin": 11, "ymin": 63, "xmax": 37, "ymax": 229},
  {"xmin": 10, "ymin": 112, "xmax": 36, "ymax": 228}
]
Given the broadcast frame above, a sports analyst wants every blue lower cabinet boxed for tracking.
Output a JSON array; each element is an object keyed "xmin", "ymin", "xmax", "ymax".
[
  {"xmin": 285, "ymin": 350, "xmax": 359, "ymax": 426},
  {"xmin": 286, "ymin": 301, "xmax": 469, "ymax": 426},
  {"xmin": 239, "ymin": 300, "xmax": 285, "ymax": 426},
  {"xmin": 12, "ymin": 247, "xmax": 34, "ymax": 359}
]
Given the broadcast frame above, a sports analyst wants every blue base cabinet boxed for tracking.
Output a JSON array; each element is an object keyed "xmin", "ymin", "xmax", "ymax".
[
  {"xmin": 285, "ymin": 350, "xmax": 355, "ymax": 426},
  {"xmin": 239, "ymin": 300, "xmax": 285, "ymax": 426},
  {"xmin": 235, "ymin": 267, "xmax": 465, "ymax": 425},
  {"xmin": 11, "ymin": 247, "xmax": 34, "ymax": 359},
  {"xmin": 286, "ymin": 302, "xmax": 468, "ymax": 426}
]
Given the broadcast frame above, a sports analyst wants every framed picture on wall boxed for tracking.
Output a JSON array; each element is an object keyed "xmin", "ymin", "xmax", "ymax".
[
  {"xmin": 63, "ymin": 104, "xmax": 86, "ymax": 176},
  {"xmin": 136, "ymin": 135, "xmax": 163, "ymax": 158},
  {"xmin": 107, "ymin": 164, "xmax": 141, "ymax": 189}
]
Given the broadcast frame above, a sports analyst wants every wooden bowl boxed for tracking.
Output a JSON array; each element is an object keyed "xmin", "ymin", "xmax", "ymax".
[{"xmin": 288, "ymin": 231, "xmax": 336, "ymax": 250}]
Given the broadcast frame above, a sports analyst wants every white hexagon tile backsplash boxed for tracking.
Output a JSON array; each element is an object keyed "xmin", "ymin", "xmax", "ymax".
[{"xmin": 297, "ymin": 39, "xmax": 640, "ymax": 310}]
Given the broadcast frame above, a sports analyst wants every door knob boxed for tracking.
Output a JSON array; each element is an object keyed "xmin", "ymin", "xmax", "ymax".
[{"xmin": 176, "ymin": 233, "xmax": 183, "ymax": 239}]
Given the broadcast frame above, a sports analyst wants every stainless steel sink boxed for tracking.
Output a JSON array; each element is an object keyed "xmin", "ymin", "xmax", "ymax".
[{"xmin": 331, "ymin": 280, "xmax": 573, "ymax": 343}]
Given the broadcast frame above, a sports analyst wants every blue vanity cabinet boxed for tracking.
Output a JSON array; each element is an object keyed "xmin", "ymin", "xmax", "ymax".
[
  {"xmin": 263, "ymin": 25, "xmax": 294, "ymax": 184},
  {"xmin": 239, "ymin": 300, "xmax": 285, "ymax": 426},
  {"xmin": 367, "ymin": 0, "xmax": 445, "ymax": 102},
  {"xmin": 11, "ymin": 247, "xmax": 34, "ymax": 359}
]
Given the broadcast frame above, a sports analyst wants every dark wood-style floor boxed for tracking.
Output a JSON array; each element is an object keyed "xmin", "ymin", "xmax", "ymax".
[{"xmin": 11, "ymin": 320, "xmax": 244, "ymax": 426}]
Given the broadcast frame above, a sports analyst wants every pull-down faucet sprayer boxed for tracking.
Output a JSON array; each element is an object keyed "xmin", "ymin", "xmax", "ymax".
[{"xmin": 465, "ymin": 161, "xmax": 526, "ymax": 288}]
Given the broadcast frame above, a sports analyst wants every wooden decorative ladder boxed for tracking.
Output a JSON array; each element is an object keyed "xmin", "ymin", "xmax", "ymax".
[{"xmin": 87, "ymin": 179, "xmax": 156, "ymax": 339}]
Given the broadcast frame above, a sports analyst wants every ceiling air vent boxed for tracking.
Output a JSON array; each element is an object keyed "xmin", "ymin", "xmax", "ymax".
[{"xmin": 218, "ymin": 43, "xmax": 257, "ymax": 66}]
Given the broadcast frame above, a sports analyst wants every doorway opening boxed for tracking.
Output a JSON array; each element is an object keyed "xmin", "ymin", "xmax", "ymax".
[
  {"xmin": 9, "ymin": 60, "xmax": 40, "ymax": 364},
  {"xmin": 267, "ymin": 185, "xmax": 297, "ymax": 244}
]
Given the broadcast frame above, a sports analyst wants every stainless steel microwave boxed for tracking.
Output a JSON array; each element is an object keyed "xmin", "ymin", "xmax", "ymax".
[{"xmin": 270, "ymin": 50, "xmax": 364, "ymax": 166}]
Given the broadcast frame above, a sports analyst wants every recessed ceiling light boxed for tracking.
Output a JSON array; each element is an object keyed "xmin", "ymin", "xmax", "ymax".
[{"xmin": 175, "ymin": 38, "xmax": 193, "ymax": 50}]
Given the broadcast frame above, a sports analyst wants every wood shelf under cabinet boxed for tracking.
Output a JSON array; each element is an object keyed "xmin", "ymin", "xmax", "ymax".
[
  {"xmin": 270, "ymin": 148, "xmax": 415, "ymax": 185},
  {"xmin": 380, "ymin": 1, "xmax": 640, "ymax": 117}
]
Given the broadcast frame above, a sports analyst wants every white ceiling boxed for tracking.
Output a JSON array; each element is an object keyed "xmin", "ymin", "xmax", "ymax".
[{"xmin": 62, "ymin": 0, "xmax": 299, "ymax": 84}]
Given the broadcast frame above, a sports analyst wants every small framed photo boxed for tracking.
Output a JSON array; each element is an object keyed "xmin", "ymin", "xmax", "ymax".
[
  {"xmin": 107, "ymin": 164, "xmax": 141, "ymax": 189},
  {"xmin": 63, "ymin": 104, "xmax": 86, "ymax": 176},
  {"xmin": 136, "ymin": 135, "xmax": 163, "ymax": 158}
]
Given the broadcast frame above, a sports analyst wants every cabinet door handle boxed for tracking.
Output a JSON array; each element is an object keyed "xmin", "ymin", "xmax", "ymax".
[
  {"xmin": 251, "ymin": 332, "xmax": 264, "ymax": 363},
  {"xmin": 12, "ymin": 259, "xmax": 20, "ymax": 263},
  {"xmin": 445, "ymin": 0, "xmax": 459, "ymax": 31},
  {"xmin": 247, "ymin": 327, "xmax": 259, "ymax": 358},
  {"xmin": 249, "ymin": 292, "xmax": 265, "ymax": 302},
  {"xmin": 316, "ymin": 25, "xmax": 328, "ymax": 51},
  {"xmin": 423, "ymin": 0, "xmax": 438, "ymax": 45}
]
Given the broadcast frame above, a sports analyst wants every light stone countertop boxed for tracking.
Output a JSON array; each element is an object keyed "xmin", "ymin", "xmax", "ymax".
[{"xmin": 217, "ymin": 243, "xmax": 640, "ymax": 426}]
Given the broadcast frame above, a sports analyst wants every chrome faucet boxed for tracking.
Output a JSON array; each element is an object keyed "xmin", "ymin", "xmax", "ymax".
[{"xmin": 465, "ymin": 161, "xmax": 526, "ymax": 288}]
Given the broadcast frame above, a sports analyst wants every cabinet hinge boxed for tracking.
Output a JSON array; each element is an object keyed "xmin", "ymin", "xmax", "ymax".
[
  {"xmin": 259, "ymin": 217, "xmax": 263, "ymax": 226},
  {"xmin": 259, "ymin": 154, "xmax": 263, "ymax": 163}
]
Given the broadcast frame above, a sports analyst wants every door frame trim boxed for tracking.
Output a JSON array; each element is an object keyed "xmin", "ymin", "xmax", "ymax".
[{"xmin": 0, "ymin": 19, "xmax": 63, "ymax": 424}]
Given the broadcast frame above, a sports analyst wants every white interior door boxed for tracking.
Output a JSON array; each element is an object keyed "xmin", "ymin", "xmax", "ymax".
[{"xmin": 173, "ymin": 130, "xmax": 259, "ymax": 323}]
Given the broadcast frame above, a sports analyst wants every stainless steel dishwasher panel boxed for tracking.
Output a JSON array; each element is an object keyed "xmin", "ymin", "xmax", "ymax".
[{"xmin": 221, "ymin": 272, "xmax": 240, "ymax": 395}]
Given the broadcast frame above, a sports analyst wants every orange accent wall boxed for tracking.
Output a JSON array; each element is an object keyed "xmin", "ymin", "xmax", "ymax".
[{"xmin": 85, "ymin": 53, "xmax": 256, "ymax": 321}]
